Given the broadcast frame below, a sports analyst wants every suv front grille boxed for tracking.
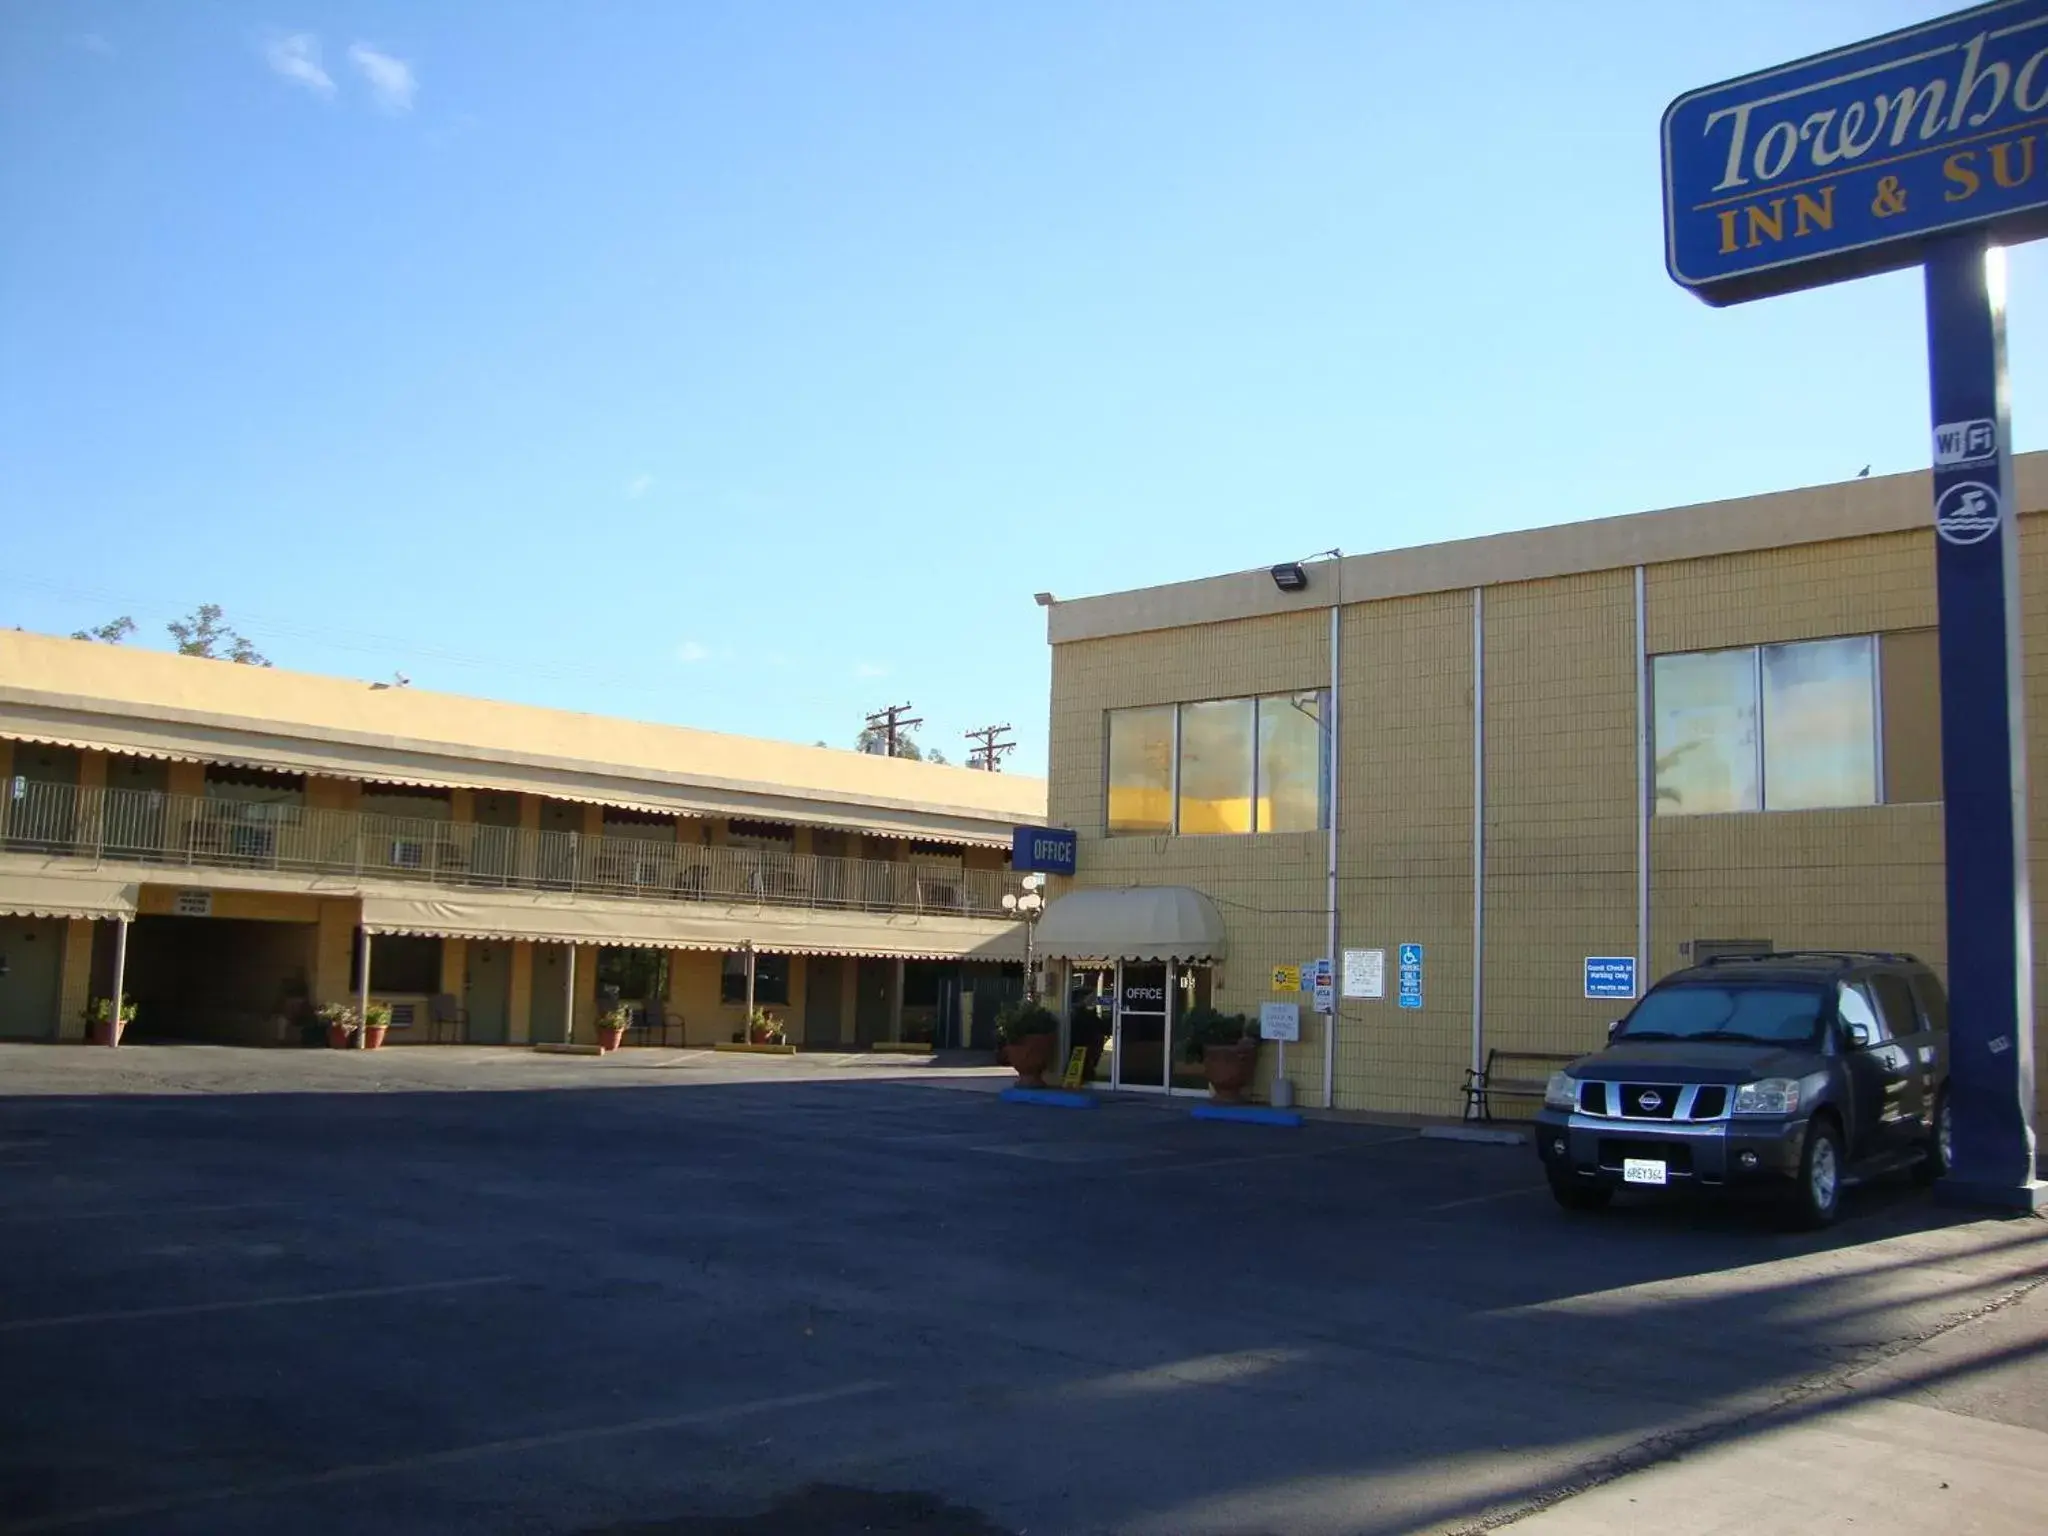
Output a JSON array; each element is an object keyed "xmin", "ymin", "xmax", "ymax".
[
  {"xmin": 1621, "ymin": 1084, "xmax": 1681, "ymax": 1119},
  {"xmin": 1575, "ymin": 1082, "xmax": 1730, "ymax": 1121}
]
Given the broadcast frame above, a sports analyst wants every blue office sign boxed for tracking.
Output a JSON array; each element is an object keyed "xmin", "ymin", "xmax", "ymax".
[
  {"xmin": 1011, "ymin": 825, "xmax": 1077, "ymax": 876},
  {"xmin": 1663, "ymin": 1, "xmax": 2048, "ymax": 305}
]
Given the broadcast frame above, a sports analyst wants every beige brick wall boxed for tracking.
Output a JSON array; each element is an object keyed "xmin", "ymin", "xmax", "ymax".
[
  {"xmin": 1050, "ymin": 516, "xmax": 2048, "ymax": 1123},
  {"xmin": 1480, "ymin": 572, "xmax": 1637, "ymax": 1072}
]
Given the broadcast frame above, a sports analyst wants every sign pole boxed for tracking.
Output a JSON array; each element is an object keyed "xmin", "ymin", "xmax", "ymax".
[{"xmin": 1924, "ymin": 234, "xmax": 2044, "ymax": 1211}]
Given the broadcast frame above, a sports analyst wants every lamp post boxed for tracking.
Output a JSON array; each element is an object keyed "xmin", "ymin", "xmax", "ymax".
[{"xmin": 1003, "ymin": 874, "xmax": 1046, "ymax": 1000}]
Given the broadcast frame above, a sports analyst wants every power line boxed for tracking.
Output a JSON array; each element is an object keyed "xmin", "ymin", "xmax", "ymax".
[{"xmin": 963, "ymin": 723, "xmax": 1016, "ymax": 772}]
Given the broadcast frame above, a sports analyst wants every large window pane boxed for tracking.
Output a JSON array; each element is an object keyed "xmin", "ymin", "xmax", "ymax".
[
  {"xmin": 1178, "ymin": 698, "xmax": 1254, "ymax": 834},
  {"xmin": 1106, "ymin": 706, "xmax": 1175, "ymax": 835},
  {"xmin": 1257, "ymin": 691, "xmax": 1328, "ymax": 832},
  {"xmin": 1653, "ymin": 649, "xmax": 1759, "ymax": 815},
  {"xmin": 1762, "ymin": 636, "xmax": 1877, "ymax": 810}
]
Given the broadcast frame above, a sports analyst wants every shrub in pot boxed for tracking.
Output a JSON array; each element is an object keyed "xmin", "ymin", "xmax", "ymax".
[
  {"xmin": 597, "ymin": 1004, "xmax": 631, "ymax": 1052},
  {"xmin": 1181, "ymin": 1006, "xmax": 1260, "ymax": 1102},
  {"xmin": 83, "ymin": 995, "xmax": 137, "ymax": 1046},
  {"xmin": 316, "ymin": 1002, "xmax": 363, "ymax": 1051},
  {"xmin": 362, "ymin": 1002, "xmax": 394, "ymax": 1050},
  {"xmin": 746, "ymin": 1008, "xmax": 787, "ymax": 1046},
  {"xmin": 995, "ymin": 1001, "xmax": 1061, "ymax": 1086}
]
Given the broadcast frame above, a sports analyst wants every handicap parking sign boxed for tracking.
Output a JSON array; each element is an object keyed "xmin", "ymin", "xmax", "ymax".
[{"xmin": 1397, "ymin": 943, "xmax": 1424, "ymax": 1010}]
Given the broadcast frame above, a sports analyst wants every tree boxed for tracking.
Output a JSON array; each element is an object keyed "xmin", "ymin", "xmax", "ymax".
[
  {"xmin": 70, "ymin": 616, "xmax": 136, "ymax": 644},
  {"xmin": 167, "ymin": 604, "xmax": 270, "ymax": 666}
]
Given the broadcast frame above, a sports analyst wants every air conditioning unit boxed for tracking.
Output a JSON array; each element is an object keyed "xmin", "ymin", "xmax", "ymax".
[{"xmin": 390, "ymin": 839, "xmax": 426, "ymax": 869}]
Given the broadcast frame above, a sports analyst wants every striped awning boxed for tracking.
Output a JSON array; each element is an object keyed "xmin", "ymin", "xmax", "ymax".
[
  {"xmin": 360, "ymin": 892, "xmax": 1026, "ymax": 963},
  {"xmin": 0, "ymin": 871, "xmax": 138, "ymax": 922}
]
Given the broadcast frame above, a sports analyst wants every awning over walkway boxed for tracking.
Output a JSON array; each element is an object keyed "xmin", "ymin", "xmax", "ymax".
[
  {"xmin": 359, "ymin": 892, "xmax": 1027, "ymax": 964},
  {"xmin": 0, "ymin": 870, "xmax": 138, "ymax": 922},
  {"xmin": 1033, "ymin": 886, "xmax": 1228, "ymax": 962}
]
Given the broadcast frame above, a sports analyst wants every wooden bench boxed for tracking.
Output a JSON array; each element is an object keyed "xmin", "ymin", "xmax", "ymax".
[{"xmin": 1464, "ymin": 1049, "xmax": 1579, "ymax": 1121}]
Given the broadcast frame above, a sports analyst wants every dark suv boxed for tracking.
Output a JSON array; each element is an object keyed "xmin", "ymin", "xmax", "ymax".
[{"xmin": 1534, "ymin": 951, "xmax": 1951, "ymax": 1227}]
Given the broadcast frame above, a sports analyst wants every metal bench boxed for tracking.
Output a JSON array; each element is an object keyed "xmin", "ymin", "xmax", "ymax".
[{"xmin": 1464, "ymin": 1049, "xmax": 1578, "ymax": 1121}]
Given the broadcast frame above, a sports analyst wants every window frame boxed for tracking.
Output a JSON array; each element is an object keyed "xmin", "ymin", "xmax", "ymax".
[{"xmin": 1653, "ymin": 634, "xmax": 1887, "ymax": 817}]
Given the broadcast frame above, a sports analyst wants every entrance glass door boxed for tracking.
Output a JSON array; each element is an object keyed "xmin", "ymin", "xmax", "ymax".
[{"xmin": 1113, "ymin": 961, "xmax": 1170, "ymax": 1091}]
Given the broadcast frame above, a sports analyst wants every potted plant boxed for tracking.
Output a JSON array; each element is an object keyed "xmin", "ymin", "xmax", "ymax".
[
  {"xmin": 316, "ymin": 1003, "xmax": 362, "ymax": 1051},
  {"xmin": 996, "ymin": 1001, "xmax": 1061, "ymax": 1086},
  {"xmin": 597, "ymin": 1003, "xmax": 632, "ymax": 1053},
  {"xmin": 1181, "ymin": 1006, "xmax": 1260, "ymax": 1103},
  {"xmin": 83, "ymin": 995, "xmax": 136, "ymax": 1047},
  {"xmin": 362, "ymin": 1001, "xmax": 394, "ymax": 1050},
  {"xmin": 747, "ymin": 1008, "xmax": 787, "ymax": 1046}
]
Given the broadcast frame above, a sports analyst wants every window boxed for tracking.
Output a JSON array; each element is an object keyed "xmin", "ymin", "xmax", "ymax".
[
  {"xmin": 598, "ymin": 947, "xmax": 666, "ymax": 1003},
  {"xmin": 361, "ymin": 933, "xmax": 442, "ymax": 995},
  {"xmin": 1106, "ymin": 705, "xmax": 1175, "ymax": 835},
  {"xmin": 1177, "ymin": 698, "xmax": 1254, "ymax": 834},
  {"xmin": 722, "ymin": 951, "xmax": 789, "ymax": 1005},
  {"xmin": 1653, "ymin": 636, "xmax": 1880, "ymax": 815},
  {"xmin": 1762, "ymin": 637, "xmax": 1877, "ymax": 810},
  {"xmin": 1617, "ymin": 984, "xmax": 1827, "ymax": 1046},
  {"xmin": 1258, "ymin": 691, "xmax": 1328, "ymax": 833},
  {"xmin": 1868, "ymin": 973, "xmax": 1923, "ymax": 1038},
  {"xmin": 1107, "ymin": 692, "xmax": 1329, "ymax": 837},
  {"xmin": 1836, "ymin": 983, "xmax": 1886, "ymax": 1042}
]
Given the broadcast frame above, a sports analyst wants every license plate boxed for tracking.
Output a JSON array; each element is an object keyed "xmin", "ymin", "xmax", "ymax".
[{"xmin": 1623, "ymin": 1158, "xmax": 1668, "ymax": 1186}]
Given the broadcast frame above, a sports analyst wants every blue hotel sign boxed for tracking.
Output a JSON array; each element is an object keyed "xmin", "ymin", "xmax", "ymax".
[
  {"xmin": 1664, "ymin": 0, "xmax": 2048, "ymax": 305},
  {"xmin": 1011, "ymin": 826, "xmax": 1077, "ymax": 877}
]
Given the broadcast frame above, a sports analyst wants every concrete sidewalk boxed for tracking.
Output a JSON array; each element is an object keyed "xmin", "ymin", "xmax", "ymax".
[{"xmin": 1504, "ymin": 1270, "xmax": 2048, "ymax": 1534}]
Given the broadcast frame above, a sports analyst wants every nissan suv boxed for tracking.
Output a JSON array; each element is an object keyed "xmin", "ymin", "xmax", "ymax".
[{"xmin": 1534, "ymin": 951, "xmax": 1951, "ymax": 1227}]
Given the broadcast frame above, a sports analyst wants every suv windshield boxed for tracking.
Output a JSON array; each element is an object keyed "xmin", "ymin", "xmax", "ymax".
[{"xmin": 1615, "ymin": 983, "xmax": 1827, "ymax": 1046}]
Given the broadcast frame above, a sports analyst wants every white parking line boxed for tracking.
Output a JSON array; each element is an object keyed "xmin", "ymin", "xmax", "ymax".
[
  {"xmin": 3, "ymin": 1379, "xmax": 894, "ymax": 1533},
  {"xmin": 0, "ymin": 1274, "xmax": 514, "ymax": 1333}
]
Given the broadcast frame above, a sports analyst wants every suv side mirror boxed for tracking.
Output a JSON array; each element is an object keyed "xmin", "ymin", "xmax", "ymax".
[
  {"xmin": 1607, "ymin": 1019, "xmax": 1623, "ymax": 1041},
  {"xmin": 1845, "ymin": 1021, "xmax": 1874, "ymax": 1049}
]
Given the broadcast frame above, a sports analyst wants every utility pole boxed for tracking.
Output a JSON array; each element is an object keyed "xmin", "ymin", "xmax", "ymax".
[
  {"xmin": 864, "ymin": 702, "xmax": 922, "ymax": 757},
  {"xmin": 964, "ymin": 723, "xmax": 1015, "ymax": 772}
]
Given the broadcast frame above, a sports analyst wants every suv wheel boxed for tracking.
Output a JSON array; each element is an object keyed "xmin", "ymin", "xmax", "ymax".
[
  {"xmin": 1915, "ymin": 1088, "xmax": 1952, "ymax": 1184},
  {"xmin": 1788, "ymin": 1118, "xmax": 1844, "ymax": 1229},
  {"xmin": 1548, "ymin": 1173, "xmax": 1612, "ymax": 1212}
]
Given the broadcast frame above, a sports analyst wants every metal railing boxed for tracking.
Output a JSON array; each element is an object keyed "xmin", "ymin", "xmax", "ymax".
[{"xmin": 0, "ymin": 779, "xmax": 1025, "ymax": 919}]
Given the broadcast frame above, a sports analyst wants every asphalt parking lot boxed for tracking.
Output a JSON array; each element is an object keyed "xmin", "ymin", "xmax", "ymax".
[{"xmin": 2, "ymin": 1044, "xmax": 2044, "ymax": 1535}]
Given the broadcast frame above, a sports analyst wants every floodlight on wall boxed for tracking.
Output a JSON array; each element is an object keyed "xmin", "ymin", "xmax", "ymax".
[
  {"xmin": 1033, "ymin": 592, "xmax": 1056, "ymax": 607},
  {"xmin": 1270, "ymin": 562, "xmax": 1309, "ymax": 593}
]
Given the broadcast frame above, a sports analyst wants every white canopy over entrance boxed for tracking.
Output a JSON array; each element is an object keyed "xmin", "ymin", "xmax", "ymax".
[{"xmin": 1033, "ymin": 885, "xmax": 1227, "ymax": 963}]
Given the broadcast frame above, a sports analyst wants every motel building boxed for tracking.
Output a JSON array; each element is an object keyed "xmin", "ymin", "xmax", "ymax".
[
  {"xmin": 1033, "ymin": 456, "xmax": 2048, "ymax": 1124},
  {"xmin": 0, "ymin": 631, "xmax": 1041, "ymax": 1049}
]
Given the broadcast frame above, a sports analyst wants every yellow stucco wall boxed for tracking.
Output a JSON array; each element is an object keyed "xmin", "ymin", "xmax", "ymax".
[
  {"xmin": 508, "ymin": 940, "xmax": 533, "ymax": 1044},
  {"xmin": 57, "ymin": 917, "xmax": 94, "ymax": 1040}
]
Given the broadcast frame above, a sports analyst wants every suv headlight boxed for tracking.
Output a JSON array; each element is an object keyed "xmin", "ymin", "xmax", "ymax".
[
  {"xmin": 1733, "ymin": 1078, "xmax": 1801, "ymax": 1116},
  {"xmin": 1543, "ymin": 1072, "xmax": 1578, "ymax": 1111}
]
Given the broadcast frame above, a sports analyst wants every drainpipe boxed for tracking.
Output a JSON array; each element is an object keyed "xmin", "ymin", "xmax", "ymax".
[
  {"xmin": 563, "ymin": 942, "xmax": 576, "ymax": 1045},
  {"xmin": 1323, "ymin": 553, "xmax": 1342, "ymax": 1109},
  {"xmin": 1471, "ymin": 587, "xmax": 1485, "ymax": 1083},
  {"xmin": 744, "ymin": 940, "xmax": 757, "ymax": 1028}
]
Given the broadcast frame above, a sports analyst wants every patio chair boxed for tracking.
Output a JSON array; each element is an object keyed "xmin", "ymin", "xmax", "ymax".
[
  {"xmin": 628, "ymin": 998, "xmax": 683, "ymax": 1048},
  {"xmin": 427, "ymin": 993, "xmax": 467, "ymax": 1044}
]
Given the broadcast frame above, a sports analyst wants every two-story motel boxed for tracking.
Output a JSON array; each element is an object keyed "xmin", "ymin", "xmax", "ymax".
[
  {"xmin": 1035, "ymin": 457, "xmax": 2048, "ymax": 1124},
  {"xmin": 0, "ymin": 631, "xmax": 1042, "ymax": 1047}
]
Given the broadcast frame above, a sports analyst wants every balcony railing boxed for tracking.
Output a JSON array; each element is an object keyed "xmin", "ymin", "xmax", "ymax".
[{"xmin": 0, "ymin": 779, "xmax": 1026, "ymax": 920}]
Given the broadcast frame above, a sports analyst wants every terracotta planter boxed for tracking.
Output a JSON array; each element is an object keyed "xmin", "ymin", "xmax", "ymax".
[
  {"xmin": 327, "ymin": 1023, "xmax": 357, "ymax": 1050},
  {"xmin": 1006, "ymin": 1031, "xmax": 1057, "ymax": 1087},
  {"xmin": 89, "ymin": 1018, "xmax": 127, "ymax": 1047},
  {"xmin": 597, "ymin": 1023, "xmax": 626, "ymax": 1053},
  {"xmin": 364, "ymin": 1023, "xmax": 389, "ymax": 1051},
  {"xmin": 1200, "ymin": 1039, "xmax": 1260, "ymax": 1103}
]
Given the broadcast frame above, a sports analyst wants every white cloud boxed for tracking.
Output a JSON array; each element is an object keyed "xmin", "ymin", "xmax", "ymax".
[
  {"xmin": 348, "ymin": 42, "xmax": 417, "ymax": 113},
  {"xmin": 265, "ymin": 34, "xmax": 335, "ymax": 98},
  {"xmin": 77, "ymin": 32, "xmax": 113, "ymax": 56},
  {"xmin": 677, "ymin": 641, "xmax": 712, "ymax": 664},
  {"xmin": 853, "ymin": 661, "xmax": 889, "ymax": 679},
  {"xmin": 625, "ymin": 473, "xmax": 654, "ymax": 500}
]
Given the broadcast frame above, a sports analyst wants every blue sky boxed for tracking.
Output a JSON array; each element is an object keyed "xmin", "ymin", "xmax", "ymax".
[{"xmin": 2, "ymin": 2, "xmax": 2036, "ymax": 775}]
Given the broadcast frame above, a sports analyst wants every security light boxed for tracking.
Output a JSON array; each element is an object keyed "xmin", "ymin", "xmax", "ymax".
[
  {"xmin": 1270, "ymin": 562, "xmax": 1309, "ymax": 592},
  {"xmin": 1033, "ymin": 592, "xmax": 1056, "ymax": 607}
]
